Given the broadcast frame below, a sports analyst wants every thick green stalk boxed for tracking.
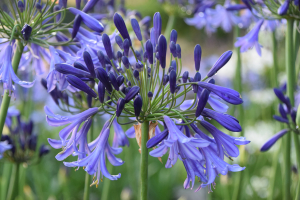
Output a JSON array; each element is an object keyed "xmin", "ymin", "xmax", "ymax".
[
  {"xmin": 283, "ymin": 19, "xmax": 294, "ymax": 200},
  {"xmin": 140, "ymin": 121, "xmax": 149, "ymax": 200},
  {"xmin": 272, "ymin": 32, "xmax": 278, "ymax": 87},
  {"xmin": 0, "ymin": 40, "xmax": 24, "ymax": 138},
  {"xmin": 6, "ymin": 163, "xmax": 19, "ymax": 200},
  {"xmin": 268, "ymin": 141, "xmax": 281, "ymax": 200},
  {"xmin": 83, "ymin": 121, "xmax": 94, "ymax": 200},
  {"xmin": 1, "ymin": 163, "xmax": 12, "ymax": 200},
  {"xmin": 294, "ymin": 134, "xmax": 300, "ymax": 200},
  {"xmin": 164, "ymin": 15, "xmax": 175, "ymax": 42}
]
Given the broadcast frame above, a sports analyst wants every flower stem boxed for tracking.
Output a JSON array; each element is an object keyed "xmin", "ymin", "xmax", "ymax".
[
  {"xmin": 140, "ymin": 121, "xmax": 149, "ymax": 200},
  {"xmin": 83, "ymin": 121, "xmax": 94, "ymax": 200},
  {"xmin": 0, "ymin": 40, "xmax": 24, "ymax": 139},
  {"xmin": 164, "ymin": 15, "xmax": 175, "ymax": 42},
  {"xmin": 272, "ymin": 31, "xmax": 278, "ymax": 87},
  {"xmin": 6, "ymin": 163, "xmax": 19, "ymax": 200},
  {"xmin": 283, "ymin": 19, "xmax": 294, "ymax": 200}
]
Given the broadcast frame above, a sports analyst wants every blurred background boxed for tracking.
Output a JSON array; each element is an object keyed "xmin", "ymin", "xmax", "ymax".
[{"xmin": 0, "ymin": 0, "xmax": 296, "ymax": 200}]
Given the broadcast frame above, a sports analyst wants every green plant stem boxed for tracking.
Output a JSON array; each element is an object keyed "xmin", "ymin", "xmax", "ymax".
[
  {"xmin": 140, "ymin": 121, "xmax": 149, "ymax": 200},
  {"xmin": 6, "ymin": 163, "xmax": 19, "ymax": 200},
  {"xmin": 293, "ymin": 134, "xmax": 300, "ymax": 200},
  {"xmin": 164, "ymin": 15, "xmax": 175, "ymax": 42},
  {"xmin": 0, "ymin": 40, "xmax": 24, "ymax": 139},
  {"xmin": 268, "ymin": 141, "xmax": 281, "ymax": 200},
  {"xmin": 283, "ymin": 19, "xmax": 294, "ymax": 200},
  {"xmin": 272, "ymin": 31, "xmax": 278, "ymax": 87},
  {"xmin": 83, "ymin": 121, "xmax": 94, "ymax": 200}
]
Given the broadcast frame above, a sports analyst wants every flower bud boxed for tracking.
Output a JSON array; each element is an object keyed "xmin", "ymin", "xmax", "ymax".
[
  {"xmin": 116, "ymin": 98, "xmax": 125, "ymax": 117},
  {"xmin": 66, "ymin": 75, "xmax": 97, "ymax": 98},
  {"xmin": 21, "ymin": 24, "xmax": 32, "ymax": 41},
  {"xmin": 147, "ymin": 67, "xmax": 151, "ymax": 76},
  {"xmin": 114, "ymin": 13, "xmax": 131, "ymax": 46},
  {"xmin": 158, "ymin": 35, "xmax": 167, "ymax": 69},
  {"xmin": 28, "ymin": 135, "xmax": 37, "ymax": 151},
  {"xmin": 123, "ymin": 39, "xmax": 130, "ymax": 56},
  {"xmin": 108, "ymin": 72, "xmax": 119, "ymax": 91},
  {"xmin": 72, "ymin": 15, "xmax": 82, "ymax": 39},
  {"xmin": 98, "ymin": 81, "xmax": 105, "ymax": 103},
  {"xmin": 87, "ymin": 94, "xmax": 93, "ymax": 108},
  {"xmin": 18, "ymin": 1, "xmax": 25, "ymax": 12},
  {"xmin": 133, "ymin": 70, "xmax": 140, "ymax": 80},
  {"xmin": 39, "ymin": 145, "xmax": 50, "ymax": 157},
  {"xmin": 131, "ymin": 18, "xmax": 142, "ymax": 41},
  {"xmin": 148, "ymin": 91, "xmax": 153, "ymax": 99},
  {"xmin": 127, "ymin": 81, "xmax": 132, "ymax": 86},
  {"xmin": 117, "ymin": 75, "xmax": 124, "ymax": 87},
  {"xmin": 59, "ymin": 0, "xmax": 68, "ymax": 8},
  {"xmin": 169, "ymin": 41, "xmax": 177, "ymax": 57},
  {"xmin": 36, "ymin": 2, "xmax": 42, "ymax": 11},
  {"xmin": 175, "ymin": 85, "xmax": 181, "ymax": 93},
  {"xmin": 115, "ymin": 35, "xmax": 124, "ymax": 49},
  {"xmin": 82, "ymin": 0, "xmax": 98, "ymax": 12},
  {"xmin": 208, "ymin": 78, "xmax": 215, "ymax": 84},
  {"xmin": 150, "ymin": 28, "xmax": 156, "ymax": 48},
  {"xmin": 124, "ymin": 86, "xmax": 140, "ymax": 103},
  {"xmin": 146, "ymin": 40, "xmax": 153, "ymax": 64},
  {"xmin": 74, "ymin": 61, "xmax": 88, "ymax": 72},
  {"xmin": 153, "ymin": 12, "xmax": 162, "ymax": 43},
  {"xmin": 117, "ymin": 51, "xmax": 123, "ymax": 63},
  {"xmin": 135, "ymin": 50, "xmax": 142, "ymax": 61},
  {"xmin": 163, "ymin": 74, "xmax": 169, "ymax": 86},
  {"xmin": 95, "ymin": 67, "xmax": 113, "ymax": 92},
  {"xmin": 274, "ymin": 88, "xmax": 290, "ymax": 109},
  {"xmin": 196, "ymin": 89, "xmax": 209, "ymax": 117},
  {"xmin": 134, "ymin": 95, "xmax": 143, "ymax": 117},
  {"xmin": 102, "ymin": 34, "xmax": 113, "ymax": 60},
  {"xmin": 136, "ymin": 61, "xmax": 144, "ymax": 72},
  {"xmin": 55, "ymin": 63, "xmax": 93, "ymax": 78},
  {"xmin": 278, "ymin": 0, "xmax": 290, "ymax": 15},
  {"xmin": 169, "ymin": 60, "xmax": 176, "ymax": 73},
  {"xmin": 193, "ymin": 72, "xmax": 201, "ymax": 93},
  {"xmin": 83, "ymin": 51, "xmax": 96, "ymax": 77},
  {"xmin": 176, "ymin": 44, "xmax": 181, "ymax": 59},
  {"xmin": 182, "ymin": 71, "xmax": 189, "ymax": 83},
  {"xmin": 169, "ymin": 70, "xmax": 177, "ymax": 94},
  {"xmin": 207, "ymin": 51, "xmax": 232, "ymax": 77},
  {"xmin": 170, "ymin": 29, "xmax": 178, "ymax": 43},
  {"xmin": 54, "ymin": 5, "xmax": 61, "ymax": 21},
  {"xmin": 97, "ymin": 50, "xmax": 106, "ymax": 67},
  {"xmin": 194, "ymin": 44, "xmax": 202, "ymax": 71},
  {"xmin": 76, "ymin": 0, "xmax": 81, "ymax": 9},
  {"xmin": 143, "ymin": 52, "xmax": 148, "ymax": 62},
  {"xmin": 122, "ymin": 56, "xmax": 130, "ymax": 69}
]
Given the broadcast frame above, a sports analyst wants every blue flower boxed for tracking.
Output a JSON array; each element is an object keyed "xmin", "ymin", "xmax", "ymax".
[
  {"xmin": 185, "ymin": 9, "xmax": 216, "ymax": 34},
  {"xmin": 235, "ymin": 19, "xmax": 264, "ymax": 56},
  {"xmin": 0, "ymin": 141, "xmax": 12, "ymax": 159},
  {"xmin": 0, "ymin": 45, "xmax": 35, "ymax": 96},
  {"xmin": 112, "ymin": 119, "xmax": 129, "ymax": 147}
]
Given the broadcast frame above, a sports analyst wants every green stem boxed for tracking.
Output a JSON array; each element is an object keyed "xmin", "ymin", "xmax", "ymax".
[
  {"xmin": 6, "ymin": 164, "xmax": 19, "ymax": 200},
  {"xmin": 293, "ymin": 134, "xmax": 300, "ymax": 200},
  {"xmin": 0, "ymin": 40, "xmax": 24, "ymax": 139},
  {"xmin": 164, "ymin": 15, "xmax": 175, "ymax": 42},
  {"xmin": 283, "ymin": 19, "xmax": 294, "ymax": 200},
  {"xmin": 272, "ymin": 31, "xmax": 278, "ymax": 87},
  {"xmin": 140, "ymin": 121, "xmax": 149, "ymax": 200},
  {"xmin": 268, "ymin": 141, "xmax": 281, "ymax": 200},
  {"xmin": 83, "ymin": 121, "xmax": 94, "ymax": 200}
]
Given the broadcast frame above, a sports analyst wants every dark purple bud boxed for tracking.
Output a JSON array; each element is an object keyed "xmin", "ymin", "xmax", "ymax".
[
  {"xmin": 279, "ymin": 104, "xmax": 287, "ymax": 119},
  {"xmin": 273, "ymin": 115, "xmax": 289, "ymax": 123},
  {"xmin": 273, "ymin": 88, "xmax": 291, "ymax": 109},
  {"xmin": 153, "ymin": 12, "xmax": 162, "ymax": 43},
  {"xmin": 278, "ymin": 0, "xmax": 290, "ymax": 15},
  {"xmin": 127, "ymin": 81, "xmax": 132, "ymax": 86},
  {"xmin": 291, "ymin": 108, "xmax": 297, "ymax": 123},
  {"xmin": 83, "ymin": 51, "xmax": 96, "ymax": 77},
  {"xmin": 114, "ymin": 13, "xmax": 131, "ymax": 46},
  {"xmin": 163, "ymin": 74, "xmax": 169, "ymax": 86},
  {"xmin": 207, "ymin": 51, "xmax": 232, "ymax": 77},
  {"xmin": 95, "ymin": 67, "xmax": 113, "ymax": 92},
  {"xmin": 195, "ymin": 89, "xmax": 209, "ymax": 117},
  {"xmin": 54, "ymin": 5, "xmax": 61, "ymax": 22},
  {"xmin": 193, "ymin": 72, "xmax": 201, "ymax": 93},
  {"xmin": 21, "ymin": 24, "xmax": 32, "ymax": 41},
  {"xmin": 28, "ymin": 135, "xmax": 37, "ymax": 151},
  {"xmin": 74, "ymin": 61, "xmax": 88, "ymax": 72},
  {"xmin": 135, "ymin": 50, "xmax": 142, "ymax": 61},
  {"xmin": 131, "ymin": 18, "xmax": 142, "ymax": 41},
  {"xmin": 176, "ymin": 44, "xmax": 181, "ymax": 59},
  {"xmin": 261, "ymin": 129, "xmax": 288, "ymax": 152},
  {"xmin": 72, "ymin": 15, "xmax": 82, "ymax": 39},
  {"xmin": 143, "ymin": 52, "xmax": 148, "ymax": 62},
  {"xmin": 115, "ymin": 35, "xmax": 123, "ymax": 49},
  {"xmin": 170, "ymin": 41, "xmax": 177, "ymax": 57},
  {"xmin": 122, "ymin": 56, "xmax": 130, "ymax": 69},
  {"xmin": 123, "ymin": 39, "xmax": 130, "ymax": 56},
  {"xmin": 170, "ymin": 60, "xmax": 177, "ymax": 72},
  {"xmin": 36, "ymin": 2, "xmax": 42, "ymax": 11},
  {"xmin": 208, "ymin": 78, "xmax": 215, "ymax": 84},
  {"xmin": 133, "ymin": 70, "xmax": 140, "ymax": 80},
  {"xmin": 120, "ymin": 85, "xmax": 126, "ymax": 94},
  {"xmin": 158, "ymin": 35, "xmax": 167, "ymax": 69},
  {"xmin": 150, "ymin": 28, "xmax": 156, "ymax": 48},
  {"xmin": 136, "ymin": 61, "xmax": 144, "ymax": 72},
  {"xmin": 39, "ymin": 144, "xmax": 50, "ymax": 157},
  {"xmin": 116, "ymin": 98, "xmax": 125, "ymax": 117},
  {"xmin": 66, "ymin": 75, "xmax": 97, "ymax": 98},
  {"xmin": 147, "ymin": 67, "xmax": 151, "ymax": 76},
  {"xmin": 87, "ymin": 94, "xmax": 92, "ymax": 108},
  {"xmin": 226, "ymin": 4, "xmax": 247, "ymax": 11},
  {"xmin": 117, "ymin": 51, "xmax": 123, "ymax": 63},
  {"xmin": 59, "ymin": 0, "xmax": 68, "ymax": 8},
  {"xmin": 18, "ymin": 1, "xmax": 25, "ymax": 12},
  {"xmin": 175, "ymin": 85, "xmax": 181, "ymax": 93},
  {"xmin": 82, "ymin": 0, "xmax": 98, "ymax": 12},
  {"xmin": 146, "ymin": 40, "xmax": 153, "ymax": 64},
  {"xmin": 124, "ymin": 86, "xmax": 140, "ymax": 103},
  {"xmin": 242, "ymin": 0, "xmax": 253, "ymax": 10},
  {"xmin": 170, "ymin": 70, "xmax": 177, "ymax": 94},
  {"xmin": 97, "ymin": 51, "xmax": 106, "ymax": 67},
  {"xmin": 108, "ymin": 72, "xmax": 119, "ymax": 91},
  {"xmin": 134, "ymin": 95, "xmax": 143, "ymax": 117},
  {"xmin": 148, "ymin": 91, "xmax": 153, "ymax": 99},
  {"xmin": 102, "ymin": 34, "xmax": 113, "ymax": 60},
  {"xmin": 155, "ymin": 52, "xmax": 159, "ymax": 60},
  {"xmin": 182, "ymin": 71, "xmax": 189, "ymax": 83},
  {"xmin": 146, "ymin": 129, "xmax": 168, "ymax": 148},
  {"xmin": 170, "ymin": 29, "xmax": 177, "ymax": 43},
  {"xmin": 194, "ymin": 44, "xmax": 202, "ymax": 71},
  {"xmin": 125, "ymin": 87, "xmax": 131, "ymax": 94},
  {"xmin": 98, "ymin": 81, "xmax": 105, "ymax": 103},
  {"xmin": 55, "ymin": 63, "xmax": 93, "ymax": 78},
  {"xmin": 76, "ymin": 0, "xmax": 81, "ymax": 9},
  {"xmin": 116, "ymin": 75, "xmax": 124, "ymax": 87}
]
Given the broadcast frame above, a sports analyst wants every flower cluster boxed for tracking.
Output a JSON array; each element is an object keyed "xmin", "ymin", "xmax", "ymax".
[
  {"xmin": 44, "ymin": 10, "xmax": 250, "ymax": 191},
  {"xmin": 261, "ymin": 87, "xmax": 298, "ymax": 152},
  {"xmin": 0, "ymin": 107, "xmax": 50, "ymax": 163}
]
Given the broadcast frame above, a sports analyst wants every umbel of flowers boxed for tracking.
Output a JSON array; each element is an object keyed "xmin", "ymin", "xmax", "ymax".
[{"xmin": 45, "ymin": 11, "xmax": 250, "ymax": 198}]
